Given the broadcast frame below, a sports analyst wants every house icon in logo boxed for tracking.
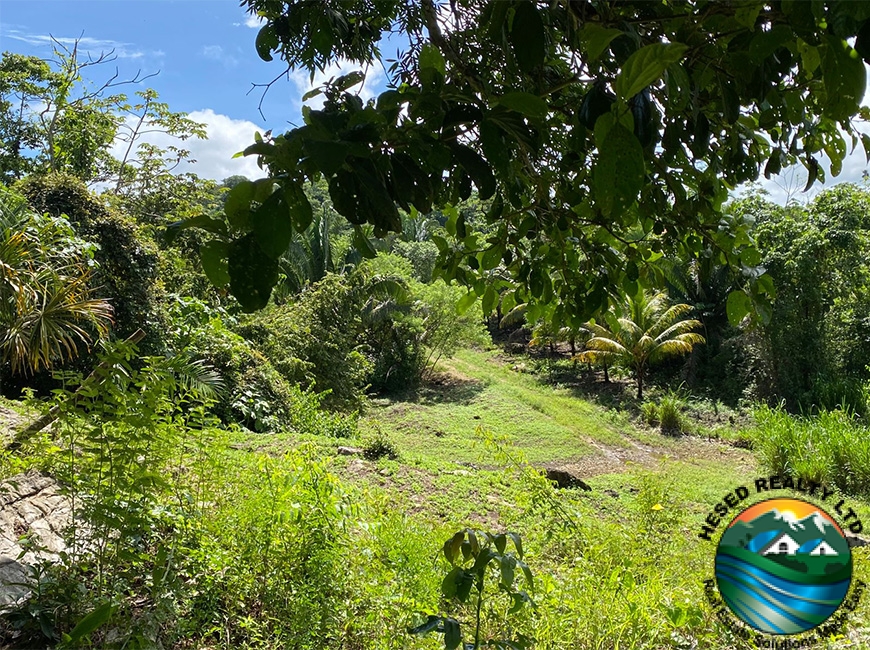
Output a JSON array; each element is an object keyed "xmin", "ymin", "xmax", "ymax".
[
  {"xmin": 761, "ymin": 532, "xmax": 800, "ymax": 556},
  {"xmin": 760, "ymin": 532, "xmax": 840, "ymax": 557}
]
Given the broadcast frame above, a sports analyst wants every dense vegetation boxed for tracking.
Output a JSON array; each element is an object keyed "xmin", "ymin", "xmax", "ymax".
[{"xmin": 3, "ymin": 1, "xmax": 870, "ymax": 648}]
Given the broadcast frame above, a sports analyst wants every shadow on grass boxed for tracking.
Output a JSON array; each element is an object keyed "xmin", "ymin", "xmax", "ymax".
[
  {"xmin": 369, "ymin": 371, "xmax": 487, "ymax": 407},
  {"xmin": 518, "ymin": 351, "xmax": 643, "ymax": 413}
]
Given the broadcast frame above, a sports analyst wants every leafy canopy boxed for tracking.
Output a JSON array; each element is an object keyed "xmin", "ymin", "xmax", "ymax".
[{"xmin": 179, "ymin": 0, "xmax": 870, "ymax": 322}]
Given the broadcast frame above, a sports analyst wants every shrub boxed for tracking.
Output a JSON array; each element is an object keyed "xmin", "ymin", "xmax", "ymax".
[
  {"xmin": 16, "ymin": 173, "xmax": 167, "ymax": 353},
  {"xmin": 167, "ymin": 296, "xmax": 297, "ymax": 431},
  {"xmin": 413, "ymin": 280, "xmax": 490, "ymax": 375},
  {"xmin": 286, "ymin": 384, "xmax": 357, "ymax": 438},
  {"xmin": 361, "ymin": 426, "xmax": 399, "ymax": 460},
  {"xmin": 240, "ymin": 274, "xmax": 372, "ymax": 411},
  {"xmin": 5, "ymin": 342, "xmax": 218, "ymax": 646},
  {"xmin": 392, "ymin": 239, "xmax": 438, "ymax": 282},
  {"xmin": 640, "ymin": 401, "xmax": 659, "ymax": 427},
  {"xmin": 658, "ymin": 393, "xmax": 686, "ymax": 435}
]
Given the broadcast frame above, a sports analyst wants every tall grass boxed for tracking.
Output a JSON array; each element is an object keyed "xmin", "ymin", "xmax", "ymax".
[{"xmin": 751, "ymin": 405, "xmax": 870, "ymax": 496}]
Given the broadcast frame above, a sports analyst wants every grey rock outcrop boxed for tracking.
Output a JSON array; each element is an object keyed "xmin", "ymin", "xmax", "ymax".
[{"xmin": 0, "ymin": 472, "xmax": 71, "ymax": 611}]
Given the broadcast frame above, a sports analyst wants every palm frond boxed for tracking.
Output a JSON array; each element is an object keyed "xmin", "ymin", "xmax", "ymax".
[
  {"xmin": 167, "ymin": 356, "xmax": 226, "ymax": 398},
  {"xmin": 583, "ymin": 336, "xmax": 628, "ymax": 356},
  {"xmin": 499, "ymin": 303, "xmax": 527, "ymax": 328},
  {"xmin": 648, "ymin": 302, "xmax": 695, "ymax": 338},
  {"xmin": 649, "ymin": 334, "xmax": 706, "ymax": 364},
  {"xmin": 654, "ymin": 319, "xmax": 703, "ymax": 344}
]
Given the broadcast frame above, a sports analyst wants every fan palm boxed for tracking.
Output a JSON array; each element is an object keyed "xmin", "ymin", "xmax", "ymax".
[
  {"xmin": 576, "ymin": 291, "xmax": 705, "ymax": 399},
  {"xmin": 0, "ymin": 190, "xmax": 112, "ymax": 375}
]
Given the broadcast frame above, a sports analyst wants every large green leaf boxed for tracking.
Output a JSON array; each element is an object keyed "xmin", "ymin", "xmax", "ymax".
[
  {"xmin": 354, "ymin": 163, "xmax": 401, "ymax": 232},
  {"xmin": 510, "ymin": 1, "xmax": 545, "ymax": 73},
  {"xmin": 443, "ymin": 618, "xmax": 462, "ymax": 650},
  {"xmin": 164, "ymin": 214, "xmax": 227, "ymax": 245},
  {"xmin": 581, "ymin": 24, "xmax": 624, "ymax": 61},
  {"xmin": 329, "ymin": 170, "xmax": 363, "ymax": 224},
  {"xmin": 252, "ymin": 189, "xmax": 292, "ymax": 259},
  {"xmin": 457, "ymin": 290, "xmax": 477, "ymax": 314},
  {"xmin": 495, "ymin": 92, "xmax": 548, "ymax": 120},
  {"xmin": 199, "ymin": 240, "xmax": 230, "ymax": 287},
  {"xmin": 225, "ymin": 180, "xmax": 256, "ymax": 229},
  {"xmin": 419, "ymin": 43, "xmax": 446, "ymax": 75},
  {"xmin": 594, "ymin": 123, "xmax": 645, "ymax": 217},
  {"xmin": 480, "ymin": 120, "xmax": 510, "ymax": 175},
  {"xmin": 65, "ymin": 602, "xmax": 116, "ymax": 644},
  {"xmin": 228, "ymin": 233, "xmax": 278, "ymax": 312},
  {"xmin": 822, "ymin": 35, "xmax": 866, "ymax": 121},
  {"xmin": 352, "ymin": 226, "xmax": 377, "ymax": 259},
  {"xmin": 615, "ymin": 42, "xmax": 688, "ymax": 99},
  {"xmin": 726, "ymin": 290, "xmax": 752, "ymax": 326},
  {"xmin": 255, "ymin": 25, "xmax": 278, "ymax": 62},
  {"xmin": 419, "ymin": 43, "xmax": 446, "ymax": 88},
  {"xmin": 452, "ymin": 144, "xmax": 496, "ymax": 200},
  {"xmin": 407, "ymin": 615, "xmax": 441, "ymax": 635},
  {"xmin": 284, "ymin": 181, "xmax": 313, "ymax": 231},
  {"xmin": 305, "ymin": 140, "xmax": 350, "ymax": 176}
]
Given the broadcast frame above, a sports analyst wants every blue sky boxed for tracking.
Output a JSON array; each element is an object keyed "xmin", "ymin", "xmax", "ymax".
[
  {"xmin": 0, "ymin": 0, "xmax": 390, "ymax": 180},
  {"xmin": 1, "ymin": 1, "xmax": 868, "ymax": 204}
]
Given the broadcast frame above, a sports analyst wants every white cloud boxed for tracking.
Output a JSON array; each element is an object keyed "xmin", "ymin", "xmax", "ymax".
[
  {"xmin": 110, "ymin": 109, "xmax": 267, "ymax": 182},
  {"xmin": 246, "ymin": 14, "xmax": 266, "ymax": 29},
  {"xmin": 234, "ymin": 14, "xmax": 265, "ymax": 28},
  {"xmin": 287, "ymin": 59, "xmax": 385, "ymax": 111},
  {"xmin": 201, "ymin": 45, "xmax": 239, "ymax": 68},
  {"xmin": 3, "ymin": 31, "xmax": 148, "ymax": 60}
]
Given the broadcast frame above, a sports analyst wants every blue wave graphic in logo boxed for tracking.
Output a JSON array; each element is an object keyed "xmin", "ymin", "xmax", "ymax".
[{"xmin": 715, "ymin": 551, "xmax": 851, "ymax": 634}]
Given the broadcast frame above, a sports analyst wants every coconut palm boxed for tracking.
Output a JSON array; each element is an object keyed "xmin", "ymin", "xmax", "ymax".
[
  {"xmin": 576, "ymin": 290, "xmax": 705, "ymax": 399},
  {"xmin": 0, "ymin": 189, "xmax": 112, "ymax": 375}
]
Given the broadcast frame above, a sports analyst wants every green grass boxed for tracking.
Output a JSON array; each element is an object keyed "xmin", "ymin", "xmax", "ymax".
[
  {"xmin": 8, "ymin": 349, "xmax": 870, "ymax": 649},
  {"xmin": 361, "ymin": 348, "xmax": 672, "ymax": 468},
  {"xmin": 750, "ymin": 404, "xmax": 870, "ymax": 497}
]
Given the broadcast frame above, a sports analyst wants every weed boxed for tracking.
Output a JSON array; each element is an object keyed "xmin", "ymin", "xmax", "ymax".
[
  {"xmin": 659, "ymin": 391, "xmax": 686, "ymax": 435},
  {"xmin": 408, "ymin": 529, "xmax": 534, "ymax": 650},
  {"xmin": 640, "ymin": 401, "xmax": 659, "ymax": 426},
  {"xmin": 361, "ymin": 426, "xmax": 399, "ymax": 460}
]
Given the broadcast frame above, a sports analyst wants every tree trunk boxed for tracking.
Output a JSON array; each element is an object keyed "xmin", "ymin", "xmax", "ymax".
[
  {"xmin": 637, "ymin": 368, "xmax": 644, "ymax": 400},
  {"xmin": 603, "ymin": 362, "xmax": 610, "ymax": 383}
]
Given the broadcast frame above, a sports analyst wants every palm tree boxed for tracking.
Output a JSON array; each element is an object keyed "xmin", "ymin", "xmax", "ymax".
[
  {"xmin": 0, "ymin": 189, "xmax": 112, "ymax": 375},
  {"xmin": 576, "ymin": 291, "xmax": 705, "ymax": 400}
]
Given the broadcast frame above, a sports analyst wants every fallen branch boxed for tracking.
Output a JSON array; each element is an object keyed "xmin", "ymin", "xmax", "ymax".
[{"xmin": 6, "ymin": 329, "xmax": 145, "ymax": 451}]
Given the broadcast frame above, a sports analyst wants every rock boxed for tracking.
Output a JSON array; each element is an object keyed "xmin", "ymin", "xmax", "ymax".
[
  {"xmin": 846, "ymin": 533, "xmax": 870, "ymax": 548},
  {"xmin": 0, "ymin": 472, "xmax": 72, "ymax": 611},
  {"xmin": 545, "ymin": 468, "xmax": 592, "ymax": 491},
  {"xmin": 604, "ymin": 489, "xmax": 620, "ymax": 498},
  {"xmin": 337, "ymin": 446, "xmax": 364, "ymax": 456}
]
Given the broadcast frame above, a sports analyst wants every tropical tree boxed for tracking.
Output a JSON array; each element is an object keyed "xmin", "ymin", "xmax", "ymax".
[
  {"xmin": 0, "ymin": 188, "xmax": 112, "ymax": 378},
  {"xmin": 176, "ymin": 0, "xmax": 870, "ymax": 328},
  {"xmin": 577, "ymin": 291, "xmax": 704, "ymax": 400}
]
